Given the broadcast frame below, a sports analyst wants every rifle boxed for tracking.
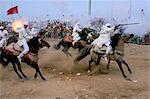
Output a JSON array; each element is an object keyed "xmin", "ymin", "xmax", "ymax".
[
  {"xmin": 114, "ymin": 23, "xmax": 140, "ymax": 31},
  {"xmin": 118, "ymin": 23, "xmax": 140, "ymax": 26}
]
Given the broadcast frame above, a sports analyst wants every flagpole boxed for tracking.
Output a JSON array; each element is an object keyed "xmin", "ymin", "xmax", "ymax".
[{"xmin": 88, "ymin": 0, "xmax": 91, "ymax": 16}]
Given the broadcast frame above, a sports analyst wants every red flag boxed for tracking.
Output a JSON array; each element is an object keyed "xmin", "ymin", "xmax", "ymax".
[{"xmin": 7, "ymin": 6, "xmax": 18, "ymax": 15}]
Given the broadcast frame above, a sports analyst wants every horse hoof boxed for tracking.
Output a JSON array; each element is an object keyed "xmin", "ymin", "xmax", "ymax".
[
  {"xmin": 18, "ymin": 78, "xmax": 25, "ymax": 82},
  {"xmin": 88, "ymin": 72, "xmax": 93, "ymax": 76},
  {"xmin": 129, "ymin": 71, "xmax": 132, "ymax": 74},
  {"xmin": 126, "ymin": 78, "xmax": 132, "ymax": 81},
  {"xmin": 107, "ymin": 67, "xmax": 110, "ymax": 70},
  {"xmin": 33, "ymin": 77, "xmax": 36, "ymax": 80},
  {"xmin": 42, "ymin": 78, "xmax": 47, "ymax": 81},
  {"xmin": 24, "ymin": 77, "xmax": 29, "ymax": 80},
  {"xmin": 124, "ymin": 76, "xmax": 132, "ymax": 81},
  {"xmin": 100, "ymin": 71, "xmax": 108, "ymax": 74},
  {"xmin": 88, "ymin": 70, "xmax": 91, "ymax": 73}
]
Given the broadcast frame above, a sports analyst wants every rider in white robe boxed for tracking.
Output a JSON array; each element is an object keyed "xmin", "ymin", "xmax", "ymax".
[
  {"xmin": 15, "ymin": 21, "xmax": 37, "ymax": 61},
  {"xmin": 92, "ymin": 23, "xmax": 115, "ymax": 61},
  {"xmin": 0, "ymin": 26, "xmax": 8, "ymax": 48},
  {"xmin": 71, "ymin": 22, "xmax": 82, "ymax": 46}
]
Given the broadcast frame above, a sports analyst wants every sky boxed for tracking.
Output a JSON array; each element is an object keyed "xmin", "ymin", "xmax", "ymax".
[{"xmin": 0, "ymin": 0, "xmax": 150, "ymax": 36}]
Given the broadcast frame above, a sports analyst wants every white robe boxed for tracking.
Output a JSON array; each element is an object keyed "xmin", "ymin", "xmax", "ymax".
[
  {"xmin": 92, "ymin": 25, "xmax": 115, "ymax": 47},
  {"xmin": 72, "ymin": 23, "xmax": 81, "ymax": 42},
  {"xmin": 0, "ymin": 30, "xmax": 8, "ymax": 47},
  {"xmin": 16, "ymin": 27, "xmax": 33, "ymax": 59}
]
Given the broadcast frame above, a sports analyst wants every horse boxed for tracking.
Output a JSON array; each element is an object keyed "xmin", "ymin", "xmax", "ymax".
[
  {"xmin": 53, "ymin": 28, "xmax": 96, "ymax": 56},
  {"xmin": 0, "ymin": 35, "xmax": 50, "ymax": 80},
  {"xmin": 74, "ymin": 33, "xmax": 134, "ymax": 80}
]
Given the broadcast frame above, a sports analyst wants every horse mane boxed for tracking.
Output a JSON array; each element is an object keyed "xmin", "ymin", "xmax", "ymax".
[
  {"xmin": 115, "ymin": 34, "xmax": 134, "ymax": 51},
  {"xmin": 28, "ymin": 37, "xmax": 40, "ymax": 54},
  {"xmin": 110, "ymin": 33, "xmax": 121, "ymax": 49},
  {"xmin": 6, "ymin": 34, "xmax": 18, "ymax": 46}
]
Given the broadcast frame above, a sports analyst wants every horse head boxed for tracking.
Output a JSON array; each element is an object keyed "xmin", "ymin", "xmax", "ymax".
[
  {"xmin": 122, "ymin": 34, "xmax": 134, "ymax": 43},
  {"xmin": 39, "ymin": 38, "xmax": 50, "ymax": 48},
  {"xmin": 28, "ymin": 36, "xmax": 50, "ymax": 54}
]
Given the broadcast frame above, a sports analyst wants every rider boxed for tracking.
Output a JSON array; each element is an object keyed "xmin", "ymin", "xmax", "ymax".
[
  {"xmin": 30, "ymin": 24, "xmax": 38, "ymax": 37},
  {"xmin": 92, "ymin": 23, "xmax": 117, "ymax": 61},
  {"xmin": 71, "ymin": 22, "xmax": 82, "ymax": 46},
  {"xmin": 15, "ymin": 21, "xmax": 35, "ymax": 62},
  {"xmin": 0, "ymin": 26, "xmax": 8, "ymax": 48}
]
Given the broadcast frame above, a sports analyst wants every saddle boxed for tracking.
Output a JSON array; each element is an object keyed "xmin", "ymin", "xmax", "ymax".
[
  {"xmin": 63, "ymin": 35, "xmax": 73, "ymax": 42},
  {"xmin": 78, "ymin": 40, "xmax": 87, "ymax": 46},
  {"xmin": 3, "ymin": 43, "xmax": 39, "ymax": 62},
  {"xmin": 92, "ymin": 45, "xmax": 124, "ymax": 55}
]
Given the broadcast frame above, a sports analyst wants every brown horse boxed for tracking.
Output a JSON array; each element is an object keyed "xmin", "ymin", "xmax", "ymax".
[
  {"xmin": 74, "ymin": 34, "xmax": 134, "ymax": 80},
  {"xmin": 0, "ymin": 36, "xmax": 50, "ymax": 80},
  {"xmin": 54, "ymin": 28, "xmax": 96, "ymax": 56}
]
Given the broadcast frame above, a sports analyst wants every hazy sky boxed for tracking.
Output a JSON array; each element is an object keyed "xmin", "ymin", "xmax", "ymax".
[{"xmin": 0, "ymin": 0, "xmax": 149, "ymax": 36}]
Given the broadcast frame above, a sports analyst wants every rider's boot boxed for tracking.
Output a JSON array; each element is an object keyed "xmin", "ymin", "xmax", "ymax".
[
  {"xmin": 17, "ymin": 53, "xmax": 24, "ymax": 62},
  {"xmin": 103, "ymin": 45, "xmax": 112, "ymax": 61},
  {"xmin": 72, "ymin": 41, "xmax": 75, "ymax": 46}
]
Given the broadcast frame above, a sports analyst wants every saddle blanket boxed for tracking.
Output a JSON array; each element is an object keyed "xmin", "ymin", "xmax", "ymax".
[
  {"xmin": 3, "ymin": 43, "xmax": 38, "ymax": 62},
  {"xmin": 92, "ymin": 45, "xmax": 124, "ymax": 55}
]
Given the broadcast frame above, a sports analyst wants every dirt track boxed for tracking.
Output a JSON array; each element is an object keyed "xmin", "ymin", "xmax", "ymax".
[{"xmin": 0, "ymin": 39, "xmax": 150, "ymax": 99}]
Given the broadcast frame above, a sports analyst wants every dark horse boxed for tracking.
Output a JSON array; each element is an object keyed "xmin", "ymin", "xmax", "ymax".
[
  {"xmin": 74, "ymin": 33, "xmax": 134, "ymax": 80},
  {"xmin": 53, "ymin": 28, "xmax": 96, "ymax": 56},
  {"xmin": 0, "ymin": 35, "xmax": 50, "ymax": 80}
]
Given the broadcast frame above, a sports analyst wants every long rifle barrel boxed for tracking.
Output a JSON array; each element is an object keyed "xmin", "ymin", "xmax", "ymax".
[{"xmin": 119, "ymin": 23, "xmax": 140, "ymax": 26}]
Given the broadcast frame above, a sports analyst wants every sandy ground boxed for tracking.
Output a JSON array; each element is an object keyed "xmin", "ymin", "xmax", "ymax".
[{"xmin": 0, "ymin": 39, "xmax": 150, "ymax": 99}]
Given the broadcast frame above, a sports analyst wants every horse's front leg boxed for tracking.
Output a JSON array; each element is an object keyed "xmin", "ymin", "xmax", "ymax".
[
  {"xmin": 55, "ymin": 39, "xmax": 64, "ymax": 49},
  {"xmin": 62, "ymin": 45, "xmax": 72, "ymax": 57},
  {"xmin": 34, "ymin": 63, "xmax": 47, "ymax": 80},
  {"xmin": 122, "ymin": 60, "xmax": 132, "ymax": 74},
  {"xmin": 15, "ymin": 59, "xmax": 28, "ymax": 79},
  {"xmin": 89, "ymin": 58, "xmax": 94, "ymax": 72},
  {"xmin": 11, "ymin": 62, "xmax": 23, "ymax": 79},
  {"xmin": 34, "ymin": 70, "xmax": 38, "ymax": 79},
  {"xmin": 95, "ymin": 56, "xmax": 101, "ymax": 65},
  {"xmin": 107, "ymin": 59, "xmax": 111, "ymax": 70},
  {"xmin": 116, "ymin": 60, "xmax": 131, "ymax": 81}
]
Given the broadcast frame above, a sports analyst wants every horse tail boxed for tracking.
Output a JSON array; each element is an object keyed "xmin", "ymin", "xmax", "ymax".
[
  {"xmin": 74, "ymin": 45, "xmax": 93, "ymax": 63},
  {"xmin": 0, "ymin": 54, "xmax": 9, "ymax": 67}
]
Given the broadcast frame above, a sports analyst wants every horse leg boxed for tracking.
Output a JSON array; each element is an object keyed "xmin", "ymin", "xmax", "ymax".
[
  {"xmin": 15, "ymin": 59, "xmax": 28, "ymax": 79},
  {"xmin": 34, "ymin": 70, "xmax": 38, "ymax": 79},
  {"xmin": 95, "ymin": 56, "xmax": 101, "ymax": 65},
  {"xmin": 122, "ymin": 60, "xmax": 132, "ymax": 74},
  {"xmin": 116, "ymin": 61, "xmax": 131, "ymax": 80},
  {"xmin": 107, "ymin": 59, "xmax": 111, "ymax": 70},
  {"xmin": 11, "ymin": 62, "xmax": 22, "ymax": 79},
  {"xmin": 33, "ymin": 63, "xmax": 46, "ymax": 80},
  {"xmin": 78, "ymin": 43, "xmax": 84, "ymax": 52},
  {"xmin": 56, "ymin": 40, "xmax": 64, "ymax": 49},
  {"xmin": 89, "ymin": 58, "xmax": 94, "ymax": 72},
  {"xmin": 62, "ymin": 45, "xmax": 72, "ymax": 57}
]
